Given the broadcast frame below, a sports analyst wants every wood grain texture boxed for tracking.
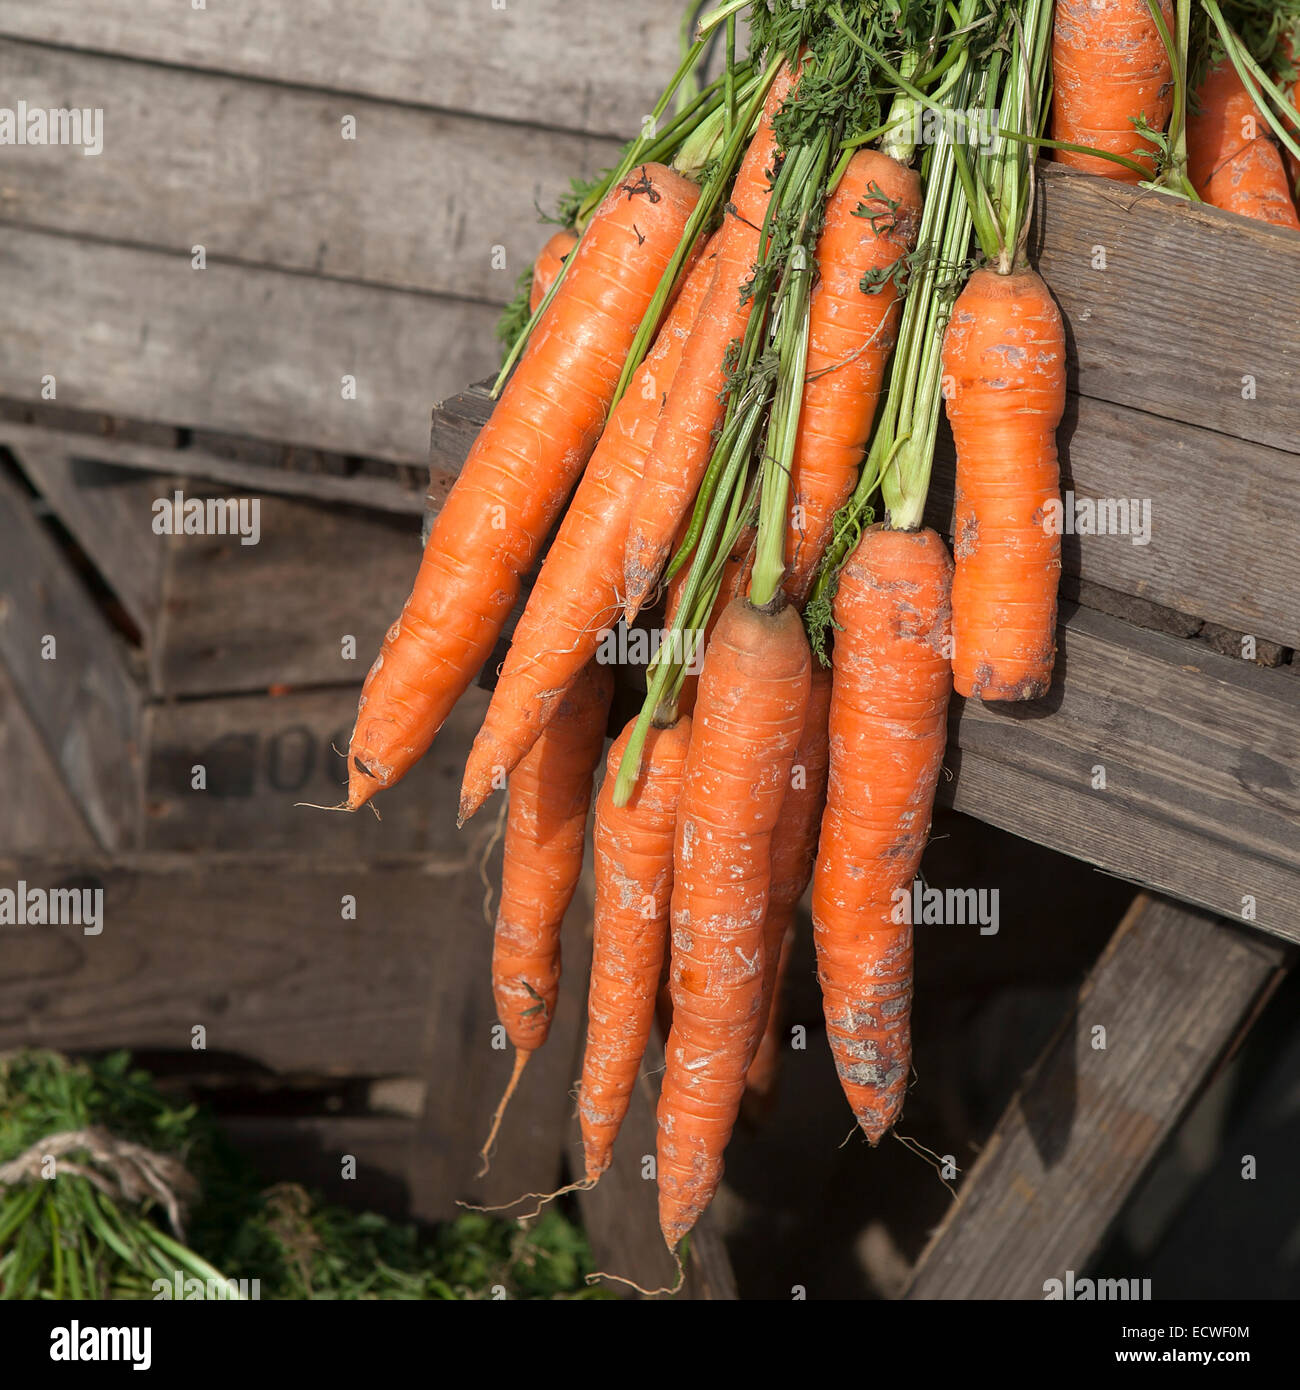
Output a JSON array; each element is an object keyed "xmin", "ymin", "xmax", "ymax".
[
  {"xmin": 143, "ymin": 686, "xmax": 488, "ymax": 855},
  {"xmin": 154, "ymin": 488, "xmax": 422, "ymax": 697},
  {"xmin": 0, "ymin": 40, "xmax": 620, "ymax": 302},
  {"xmin": 945, "ymin": 605, "xmax": 1300, "ymax": 942},
  {"xmin": 906, "ymin": 895, "xmax": 1287, "ymax": 1300},
  {"xmin": 0, "ymin": 228, "xmax": 498, "ymax": 463},
  {"xmin": 9, "ymin": 438, "xmax": 167, "ymax": 643},
  {"xmin": 0, "ymin": 467, "xmax": 142, "ymax": 851},
  {"xmin": 0, "ymin": 855, "xmax": 466, "ymax": 1075},
  {"xmin": 1035, "ymin": 166, "xmax": 1300, "ymax": 457},
  {"xmin": 0, "ymin": 420, "xmax": 429, "ymax": 517},
  {"xmin": 0, "ymin": 660, "xmax": 98, "ymax": 852},
  {"xmin": 0, "ymin": 0, "xmax": 689, "ymax": 139}
]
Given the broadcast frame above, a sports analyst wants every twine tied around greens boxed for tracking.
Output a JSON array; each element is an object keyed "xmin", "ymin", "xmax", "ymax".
[{"xmin": 0, "ymin": 1126, "xmax": 197, "ymax": 1241}]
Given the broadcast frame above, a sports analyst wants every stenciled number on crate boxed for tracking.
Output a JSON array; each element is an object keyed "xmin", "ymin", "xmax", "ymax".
[{"xmin": 194, "ymin": 726, "xmax": 349, "ymax": 797}]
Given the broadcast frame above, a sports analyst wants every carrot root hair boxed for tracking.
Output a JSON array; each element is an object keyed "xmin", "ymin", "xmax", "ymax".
[{"xmin": 477, "ymin": 1048, "xmax": 530, "ymax": 1177}]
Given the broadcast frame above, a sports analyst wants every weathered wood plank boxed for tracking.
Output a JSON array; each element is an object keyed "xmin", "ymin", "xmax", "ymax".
[
  {"xmin": 9, "ymin": 438, "xmax": 167, "ymax": 643},
  {"xmin": 0, "ymin": 0, "xmax": 689, "ymax": 139},
  {"xmin": 576, "ymin": 1029, "xmax": 740, "ymax": 1300},
  {"xmin": 0, "ymin": 41, "xmax": 620, "ymax": 303},
  {"xmin": 0, "ymin": 228, "xmax": 498, "ymax": 463},
  {"xmin": 0, "ymin": 856, "xmax": 473, "ymax": 1076},
  {"xmin": 0, "ymin": 420, "xmax": 431, "ymax": 517},
  {"xmin": 154, "ymin": 488, "xmax": 421, "ymax": 698},
  {"xmin": 143, "ymin": 686, "xmax": 487, "ymax": 855},
  {"xmin": 905, "ymin": 895, "xmax": 1287, "ymax": 1300},
  {"xmin": 945, "ymin": 605, "xmax": 1299, "ymax": 942},
  {"xmin": 0, "ymin": 467, "xmax": 142, "ymax": 851},
  {"xmin": 1036, "ymin": 165, "xmax": 1300, "ymax": 457},
  {"xmin": 0, "ymin": 660, "xmax": 98, "ymax": 852}
]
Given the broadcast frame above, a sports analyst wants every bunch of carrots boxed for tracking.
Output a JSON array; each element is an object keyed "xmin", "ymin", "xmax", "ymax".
[{"xmin": 333, "ymin": 0, "xmax": 1300, "ymax": 1261}]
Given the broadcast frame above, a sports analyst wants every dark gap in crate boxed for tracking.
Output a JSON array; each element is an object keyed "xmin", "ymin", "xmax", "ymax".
[
  {"xmin": 1092, "ymin": 965, "xmax": 1300, "ymax": 1300},
  {"xmin": 0, "ymin": 446, "xmax": 143, "ymax": 648},
  {"xmin": 123, "ymin": 1051, "xmax": 415, "ymax": 1120}
]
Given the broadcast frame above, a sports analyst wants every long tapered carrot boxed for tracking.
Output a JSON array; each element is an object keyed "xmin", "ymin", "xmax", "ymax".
[
  {"xmin": 346, "ymin": 164, "xmax": 698, "ymax": 809},
  {"xmin": 578, "ymin": 714, "xmax": 692, "ymax": 1182},
  {"xmin": 1050, "ymin": 0, "xmax": 1174, "ymax": 183},
  {"xmin": 482, "ymin": 661, "xmax": 613, "ymax": 1160},
  {"xmin": 621, "ymin": 64, "xmax": 798, "ymax": 621},
  {"xmin": 812, "ymin": 525, "xmax": 952, "ymax": 1143},
  {"xmin": 941, "ymin": 266, "xmax": 1065, "ymax": 701},
  {"xmin": 529, "ymin": 229, "xmax": 579, "ymax": 313},
  {"xmin": 458, "ymin": 235, "xmax": 719, "ymax": 823},
  {"xmin": 657, "ymin": 598, "xmax": 810, "ymax": 1248},
  {"xmin": 784, "ymin": 152, "xmax": 921, "ymax": 604},
  {"xmin": 1188, "ymin": 61, "xmax": 1300, "ymax": 229},
  {"xmin": 744, "ymin": 664, "xmax": 832, "ymax": 1103}
]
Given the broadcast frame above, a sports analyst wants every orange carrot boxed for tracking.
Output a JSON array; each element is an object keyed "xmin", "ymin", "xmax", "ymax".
[
  {"xmin": 811, "ymin": 525, "xmax": 952, "ymax": 1143},
  {"xmin": 458, "ymin": 234, "xmax": 719, "ymax": 822},
  {"xmin": 484, "ymin": 661, "xmax": 613, "ymax": 1151},
  {"xmin": 657, "ymin": 598, "xmax": 810, "ymax": 1248},
  {"xmin": 784, "ymin": 152, "xmax": 921, "ymax": 604},
  {"xmin": 941, "ymin": 266, "xmax": 1065, "ymax": 701},
  {"xmin": 744, "ymin": 664, "xmax": 832, "ymax": 1104},
  {"xmin": 622, "ymin": 64, "xmax": 798, "ymax": 620},
  {"xmin": 1051, "ymin": 0, "xmax": 1174, "ymax": 182},
  {"xmin": 1188, "ymin": 61, "xmax": 1300, "ymax": 229},
  {"xmin": 529, "ymin": 229, "xmax": 578, "ymax": 313},
  {"xmin": 578, "ymin": 713, "xmax": 692, "ymax": 1182},
  {"xmin": 346, "ymin": 164, "xmax": 698, "ymax": 809}
]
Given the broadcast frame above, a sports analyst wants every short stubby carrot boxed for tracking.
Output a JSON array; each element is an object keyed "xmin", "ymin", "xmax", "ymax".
[
  {"xmin": 529, "ymin": 228, "xmax": 578, "ymax": 313},
  {"xmin": 578, "ymin": 714, "xmax": 692, "ymax": 1182},
  {"xmin": 811, "ymin": 526, "xmax": 952, "ymax": 1143},
  {"xmin": 1051, "ymin": 0, "xmax": 1173, "ymax": 182},
  {"xmin": 942, "ymin": 266, "xmax": 1065, "ymax": 701},
  {"xmin": 622, "ymin": 63, "xmax": 799, "ymax": 621},
  {"xmin": 784, "ymin": 152, "xmax": 921, "ymax": 604},
  {"xmin": 346, "ymin": 163, "xmax": 698, "ymax": 809},
  {"xmin": 745, "ymin": 664, "xmax": 832, "ymax": 1102},
  {"xmin": 1188, "ymin": 62, "xmax": 1300, "ymax": 230},
  {"xmin": 657, "ymin": 598, "xmax": 810, "ymax": 1248},
  {"xmin": 458, "ymin": 236, "xmax": 718, "ymax": 823}
]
